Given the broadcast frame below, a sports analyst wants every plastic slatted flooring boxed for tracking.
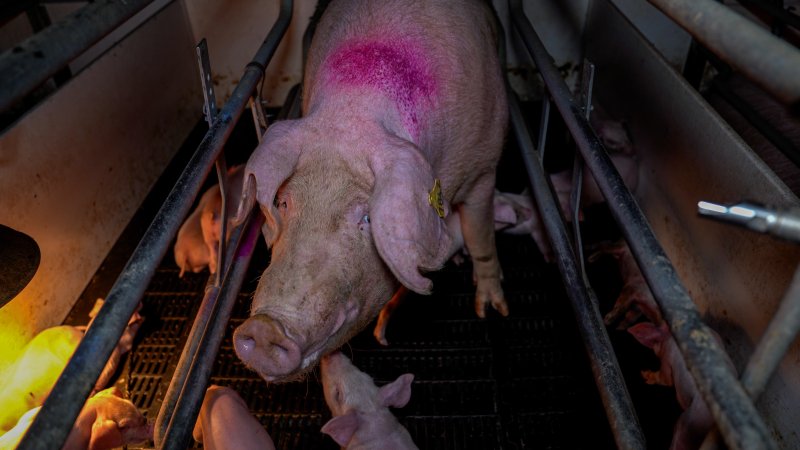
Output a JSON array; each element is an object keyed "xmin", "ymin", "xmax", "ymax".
[{"xmin": 127, "ymin": 231, "xmax": 616, "ymax": 449}]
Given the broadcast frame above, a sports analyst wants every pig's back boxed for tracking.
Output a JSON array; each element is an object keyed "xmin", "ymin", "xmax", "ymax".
[{"xmin": 304, "ymin": 0, "xmax": 507, "ymax": 202}]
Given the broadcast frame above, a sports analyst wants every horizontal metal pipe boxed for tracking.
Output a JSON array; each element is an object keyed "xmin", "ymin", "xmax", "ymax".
[
  {"xmin": 734, "ymin": 0, "xmax": 800, "ymax": 32},
  {"xmin": 508, "ymin": 88, "xmax": 646, "ymax": 450},
  {"xmin": 508, "ymin": 1, "xmax": 777, "ymax": 449},
  {"xmin": 647, "ymin": 0, "xmax": 800, "ymax": 108},
  {"xmin": 709, "ymin": 78, "xmax": 800, "ymax": 168},
  {"xmin": 159, "ymin": 211, "xmax": 264, "ymax": 450},
  {"xmin": 0, "ymin": 0, "xmax": 157, "ymax": 113},
  {"xmin": 700, "ymin": 262, "xmax": 800, "ymax": 449},
  {"xmin": 154, "ymin": 80, "xmax": 300, "ymax": 447},
  {"xmin": 15, "ymin": 1, "xmax": 293, "ymax": 448}
]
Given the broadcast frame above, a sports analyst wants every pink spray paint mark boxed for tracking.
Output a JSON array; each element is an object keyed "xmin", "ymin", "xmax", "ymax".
[{"xmin": 323, "ymin": 39, "xmax": 437, "ymax": 139}]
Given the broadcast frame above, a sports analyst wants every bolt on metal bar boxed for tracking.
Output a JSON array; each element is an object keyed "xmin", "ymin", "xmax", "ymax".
[
  {"xmin": 507, "ymin": 1, "xmax": 777, "ymax": 448},
  {"xmin": 647, "ymin": 0, "xmax": 800, "ymax": 108},
  {"xmin": 15, "ymin": 1, "xmax": 293, "ymax": 449},
  {"xmin": 700, "ymin": 262, "xmax": 800, "ymax": 449},
  {"xmin": 508, "ymin": 87, "xmax": 646, "ymax": 450},
  {"xmin": 153, "ymin": 83, "xmax": 300, "ymax": 447},
  {"xmin": 0, "ymin": 0, "xmax": 157, "ymax": 113}
]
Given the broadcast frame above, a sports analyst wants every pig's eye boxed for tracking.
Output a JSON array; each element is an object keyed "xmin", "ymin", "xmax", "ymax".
[
  {"xmin": 335, "ymin": 388, "xmax": 343, "ymax": 404},
  {"xmin": 358, "ymin": 213, "xmax": 370, "ymax": 232}
]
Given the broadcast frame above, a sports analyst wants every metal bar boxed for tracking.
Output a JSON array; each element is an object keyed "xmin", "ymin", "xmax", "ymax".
[
  {"xmin": 508, "ymin": 1, "xmax": 777, "ymax": 448},
  {"xmin": 536, "ymin": 96, "xmax": 550, "ymax": 161},
  {"xmin": 646, "ymin": 0, "xmax": 800, "ymax": 108},
  {"xmin": 735, "ymin": 0, "xmax": 800, "ymax": 31},
  {"xmin": 15, "ymin": 1, "xmax": 293, "ymax": 448},
  {"xmin": 709, "ymin": 78, "xmax": 800, "ymax": 168},
  {"xmin": 700, "ymin": 262, "xmax": 800, "ymax": 450},
  {"xmin": 508, "ymin": 87, "xmax": 646, "ymax": 450},
  {"xmin": 153, "ymin": 83, "xmax": 300, "ymax": 446},
  {"xmin": 0, "ymin": 0, "xmax": 157, "ymax": 113},
  {"xmin": 196, "ymin": 39, "xmax": 219, "ymax": 126},
  {"xmin": 159, "ymin": 210, "xmax": 264, "ymax": 450}
]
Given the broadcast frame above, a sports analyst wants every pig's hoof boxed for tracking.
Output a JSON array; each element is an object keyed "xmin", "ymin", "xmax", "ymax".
[
  {"xmin": 474, "ymin": 283, "xmax": 508, "ymax": 318},
  {"xmin": 373, "ymin": 325, "xmax": 390, "ymax": 347}
]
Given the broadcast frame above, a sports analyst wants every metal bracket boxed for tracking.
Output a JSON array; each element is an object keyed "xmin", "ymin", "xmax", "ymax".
[
  {"xmin": 249, "ymin": 96, "xmax": 269, "ymax": 143},
  {"xmin": 571, "ymin": 59, "xmax": 595, "ymax": 281},
  {"xmin": 196, "ymin": 38, "xmax": 228, "ymax": 287}
]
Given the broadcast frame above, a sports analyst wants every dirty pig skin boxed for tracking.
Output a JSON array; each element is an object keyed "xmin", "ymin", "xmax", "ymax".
[{"xmin": 233, "ymin": 0, "xmax": 508, "ymax": 382}]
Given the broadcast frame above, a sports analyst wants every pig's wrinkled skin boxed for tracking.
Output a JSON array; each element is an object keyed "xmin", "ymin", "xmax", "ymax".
[
  {"xmin": 321, "ymin": 351, "xmax": 417, "ymax": 449},
  {"xmin": 174, "ymin": 165, "xmax": 246, "ymax": 277},
  {"xmin": 628, "ymin": 322, "xmax": 734, "ymax": 450},
  {"xmin": 0, "ymin": 325, "xmax": 83, "ymax": 432},
  {"xmin": 233, "ymin": 0, "xmax": 508, "ymax": 382},
  {"xmin": 588, "ymin": 240, "xmax": 662, "ymax": 329},
  {"xmin": 0, "ymin": 387, "xmax": 152, "ymax": 450},
  {"xmin": 192, "ymin": 385, "xmax": 275, "ymax": 450}
]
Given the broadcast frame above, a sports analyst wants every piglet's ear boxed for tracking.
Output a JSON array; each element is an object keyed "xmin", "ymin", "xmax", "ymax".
[
  {"xmin": 369, "ymin": 139, "xmax": 452, "ymax": 294},
  {"xmin": 233, "ymin": 120, "xmax": 304, "ymax": 246},
  {"xmin": 378, "ymin": 373, "xmax": 414, "ymax": 408},
  {"xmin": 321, "ymin": 410, "xmax": 360, "ymax": 446},
  {"xmin": 627, "ymin": 322, "xmax": 668, "ymax": 349}
]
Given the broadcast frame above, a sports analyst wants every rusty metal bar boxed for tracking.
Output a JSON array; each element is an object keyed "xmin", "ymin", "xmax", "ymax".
[
  {"xmin": 647, "ymin": 0, "xmax": 800, "ymax": 109},
  {"xmin": 700, "ymin": 259, "xmax": 800, "ymax": 450},
  {"xmin": 15, "ymin": 1, "xmax": 293, "ymax": 448},
  {"xmin": 0, "ymin": 0, "xmax": 157, "ymax": 113},
  {"xmin": 507, "ymin": 0, "xmax": 778, "ymax": 449},
  {"xmin": 508, "ymin": 86, "xmax": 647, "ymax": 450}
]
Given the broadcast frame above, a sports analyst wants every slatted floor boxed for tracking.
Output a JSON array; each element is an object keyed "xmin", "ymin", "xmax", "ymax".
[{"xmin": 124, "ymin": 227, "xmax": 620, "ymax": 449}]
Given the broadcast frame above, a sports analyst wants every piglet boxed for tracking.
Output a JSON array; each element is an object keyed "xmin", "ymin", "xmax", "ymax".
[
  {"xmin": 86, "ymin": 299, "xmax": 145, "ymax": 393},
  {"xmin": 588, "ymin": 240, "xmax": 662, "ymax": 329},
  {"xmin": 0, "ymin": 325, "xmax": 83, "ymax": 432},
  {"xmin": 628, "ymin": 321, "xmax": 734, "ymax": 450},
  {"xmin": 173, "ymin": 165, "xmax": 246, "ymax": 276},
  {"xmin": 320, "ymin": 351, "xmax": 417, "ymax": 449},
  {"xmin": 200, "ymin": 165, "xmax": 246, "ymax": 275},
  {"xmin": 192, "ymin": 385, "xmax": 275, "ymax": 450},
  {"xmin": 174, "ymin": 187, "xmax": 213, "ymax": 277},
  {"xmin": 0, "ymin": 387, "xmax": 152, "ymax": 450}
]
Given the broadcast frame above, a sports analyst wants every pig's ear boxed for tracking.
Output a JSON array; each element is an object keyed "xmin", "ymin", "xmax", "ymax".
[
  {"xmin": 378, "ymin": 373, "xmax": 414, "ymax": 408},
  {"xmin": 233, "ymin": 120, "xmax": 304, "ymax": 246},
  {"xmin": 627, "ymin": 322, "xmax": 667, "ymax": 349},
  {"xmin": 369, "ymin": 141, "xmax": 452, "ymax": 294},
  {"xmin": 321, "ymin": 410, "xmax": 360, "ymax": 446}
]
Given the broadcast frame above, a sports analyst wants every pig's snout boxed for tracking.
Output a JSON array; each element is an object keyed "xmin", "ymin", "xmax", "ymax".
[{"xmin": 233, "ymin": 314, "xmax": 302, "ymax": 381}]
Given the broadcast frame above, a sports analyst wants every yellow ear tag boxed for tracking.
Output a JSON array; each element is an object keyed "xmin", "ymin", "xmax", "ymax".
[{"xmin": 428, "ymin": 178, "xmax": 445, "ymax": 218}]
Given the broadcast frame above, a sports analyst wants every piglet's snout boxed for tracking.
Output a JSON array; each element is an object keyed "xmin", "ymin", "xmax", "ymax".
[{"xmin": 233, "ymin": 314, "xmax": 302, "ymax": 379}]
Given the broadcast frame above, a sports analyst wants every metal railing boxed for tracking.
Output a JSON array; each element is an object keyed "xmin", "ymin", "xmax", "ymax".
[
  {"xmin": 507, "ymin": 0, "xmax": 778, "ymax": 449},
  {"xmin": 15, "ymin": 0, "xmax": 293, "ymax": 448}
]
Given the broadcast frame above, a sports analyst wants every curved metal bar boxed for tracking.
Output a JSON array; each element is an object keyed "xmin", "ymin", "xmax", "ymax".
[
  {"xmin": 15, "ymin": 1, "xmax": 293, "ymax": 449},
  {"xmin": 507, "ymin": 1, "xmax": 776, "ymax": 449}
]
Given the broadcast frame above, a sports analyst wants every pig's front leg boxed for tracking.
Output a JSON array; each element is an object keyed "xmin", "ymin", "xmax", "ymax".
[
  {"xmin": 193, "ymin": 385, "xmax": 275, "ymax": 450},
  {"xmin": 459, "ymin": 175, "xmax": 508, "ymax": 318}
]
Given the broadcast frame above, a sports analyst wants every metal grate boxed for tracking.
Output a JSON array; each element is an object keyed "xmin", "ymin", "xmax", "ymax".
[{"xmin": 126, "ymin": 230, "xmax": 616, "ymax": 449}]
